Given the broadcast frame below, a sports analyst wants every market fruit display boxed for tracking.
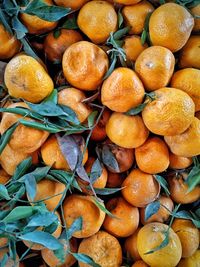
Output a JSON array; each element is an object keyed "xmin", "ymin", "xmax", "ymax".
[{"xmin": 0, "ymin": 0, "xmax": 199, "ymax": 267}]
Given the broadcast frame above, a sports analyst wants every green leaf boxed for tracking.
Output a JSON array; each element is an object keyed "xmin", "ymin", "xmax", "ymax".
[
  {"xmin": 23, "ymin": 0, "xmax": 71, "ymax": 22},
  {"xmin": 19, "ymin": 231, "xmax": 63, "ymax": 250},
  {"xmin": 3, "ymin": 206, "xmax": 39, "ymax": 223},
  {"xmin": 0, "ymin": 107, "xmax": 43, "ymax": 120},
  {"xmin": 26, "ymin": 101, "xmax": 67, "ymax": 117},
  {"xmin": 90, "ymin": 159, "xmax": 103, "ymax": 184},
  {"xmin": 159, "ymin": 0, "xmax": 166, "ymax": 4},
  {"xmin": 43, "ymin": 89, "xmax": 58, "ymax": 104},
  {"xmin": 0, "ymin": 122, "xmax": 18, "ymax": 155},
  {"xmin": 186, "ymin": 165, "xmax": 200, "ymax": 192},
  {"xmin": 118, "ymin": 9, "xmax": 123, "ymax": 28},
  {"xmin": 53, "ymin": 246, "xmax": 65, "ymax": 264},
  {"xmin": 141, "ymin": 30, "xmax": 147, "ymax": 45},
  {"xmin": 12, "ymin": 156, "xmax": 32, "ymax": 181},
  {"xmin": 103, "ymin": 56, "xmax": 117, "ymax": 80},
  {"xmin": 145, "ymin": 201, "xmax": 160, "ymax": 222},
  {"xmin": 62, "ymin": 15, "xmax": 78, "ymax": 30},
  {"xmin": 174, "ymin": 210, "xmax": 200, "ymax": 228},
  {"xmin": 94, "ymin": 199, "xmax": 116, "ymax": 218},
  {"xmin": 20, "ymin": 38, "xmax": 40, "ymax": 60},
  {"xmin": 126, "ymin": 103, "xmax": 147, "ymax": 115},
  {"xmin": 19, "ymin": 119, "xmax": 62, "ymax": 133},
  {"xmin": 0, "ymin": 254, "xmax": 9, "ymax": 267},
  {"xmin": 0, "ymin": 185, "xmax": 10, "ymax": 200},
  {"xmin": 102, "ymin": 145, "xmax": 120, "ymax": 173},
  {"xmin": 24, "ymin": 174, "xmax": 37, "ymax": 201},
  {"xmin": 145, "ymin": 231, "xmax": 169, "ymax": 254},
  {"xmin": 0, "ymin": 8, "xmax": 13, "ymax": 34},
  {"xmin": 71, "ymin": 253, "xmax": 101, "ymax": 267},
  {"xmin": 12, "ymin": 16, "xmax": 28, "ymax": 39},
  {"xmin": 113, "ymin": 26, "xmax": 130, "ymax": 40},
  {"xmin": 94, "ymin": 187, "xmax": 122, "ymax": 195},
  {"xmin": 66, "ymin": 217, "xmax": 82, "ymax": 240},
  {"xmin": 27, "ymin": 212, "xmax": 58, "ymax": 227},
  {"xmin": 8, "ymin": 239, "xmax": 17, "ymax": 262},
  {"xmin": 88, "ymin": 111, "xmax": 98, "ymax": 129},
  {"xmin": 59, "ymin": 104, "xmax": 80, "ymax": 125},
  {"xmin": 154, "ymin": 175, "xmax": 170, "ymax": 195}
]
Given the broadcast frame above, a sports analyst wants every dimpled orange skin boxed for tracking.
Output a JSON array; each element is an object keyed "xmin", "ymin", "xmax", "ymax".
[
  {"xmin": 171, "ymin": 68, "xmax": 200, "ymax": 111},
  {"xmin": 164, "ymin": 117, "xmax": 200, "ymax": 157},
  {"xmin": 137, "ymin": 223, "xmax": 182, "ymax": 267},
  {"xmin": 58, "ymin": 88, "xmax": 92, "ymax": 123},
  {"xmin": 135, "ymin": 137, "xmax": 169, "ymax": 174},
  {"xmin": 4, "ymin": 55, "xmax": 54, "ymax": 103},
  {"xmin": 172, "ymin": 219, "xmax": 199, "ymax": 258},
  {"xmin": 123, "ymin": 35, "xmax": 148, "ymax": 63},
  {"xmin": 54, "ymin": 0, "xmax": 89, "ymax": 9},
  {"xmin": 62, "ymin": 41, "xmax": 109, "ymax": 90},
  {"xmin": 103, "ymin": 197, "xmax": 139, "ymax": 237},
  {"xmin": 131, "ymin": 261, "xmax": 149, "ymax": 267},
  {"xmin": 0, "ymin": 169, "xmax": 10, "ymax": 184},
  {"xmin": 63, "ymin": 195, "xmax": 106, "ymax": 238},
  {"xmin": 169, "ymin": 152, "xmax": 192, "ymax": 170},
  {"xmin": 122, "ymin": 169, "xmax": 160, "ymax": 207},
  {"xmin": 44, "ymin": 29, "xmax": 83, "ymax": 63},
  {"xmin": 179, "ymin": 36, "xmax": 200, "ymax": 69},
  {"xmin": 101, "ymin": 67, "xmax": 145, "ymax": 112},
  {"xmin": 124, "ymin": 227, "xmax": 141, "ymax": 261},
  {"xmin": 135, "ymin": 46, "xmax": 175, "ymax": 91},
  {"xmin": 78, "ymin": 231, "xmax": 122, "ymax": 267},
  {"xmin": 114, "ymin": 0, "xmax": 142, "ymax": 4},
  {"xmin": 0, "ymin": 102, "xmax": 49, "ymax": 154},
  {"xmin": 77, "ymin": 1, "xmax": 118, "ymax": 44},
  {"xmin": 168, "ymin": 172, "xmax": 200, "ymax": 204},
  {"xmin": 191, "ymin": 4, "xmax": 200, "ymax": 32},
  {"xmin": 140, "ymin": 195, "xmax": 174, "ymax": 225},
  {"xmin": 106, "ymin": 113, "xmax": 149, "ymax": 149},
  {"xmin": 177, "ymin": 250, "xmax": 200, "ymax": 267},
  {"xmin": 122, "ymin": 1, "xmax": 154, "ymax": 35},
  {"xmin": 20, "ymin": 0, "xmax": 57, "ymax": 34},
  {"xmin": 149, "ymin": 3, "xmax": 194, "ymax": 52},
  {"xmin": 0, "ymin": 24, "xmax": 21, "ymax": 60},
  {"xmin": 142, "ymin": 88, "xmax": 195, "ymax": 136}
]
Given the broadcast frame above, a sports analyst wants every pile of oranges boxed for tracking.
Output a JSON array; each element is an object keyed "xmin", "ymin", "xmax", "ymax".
[{"xmin": 0, "ymin": 0, "xmax": 200, "ymax": 266}]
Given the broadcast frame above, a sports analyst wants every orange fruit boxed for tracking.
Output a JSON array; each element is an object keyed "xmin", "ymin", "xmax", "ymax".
[
  {"xmin": 44, "ymin": 29, "xmax": 82, "ymax": 63},
  {"xmin": 77, "ymin": 1, "xmax": 118, "ymax": 44},
  {"xmin": 106, "ymin": 172, "xmax": 125, "ymax": 188},
  {"xmin": 20, "ymin": 0, "xmax": 57, "ymax": 34},
  {"xmin": 122, "ymin": 1, "xmax": 154, "ymax": 35},
  {"xmin": 131, "ymin": 261, "xmax": 149, "ymax": 267},
  {"xmin": 41, "ymin": 135, "xmax": 88, "ymax": 171},
  {"xmin": 179, "ymin": 36, "xmax": 200, "ymax": 69},
  {"xmin": 123, "ymin": 35, "xmax": 148, "ymax": 63},
  {"xmin": 172, "ymin": 219, "xmax": 199, "ymax": 258},
  {"xmin": 142, "ymin": 88, "xmax": 195, "ymax": 136},
  {"xmin": 54, "ymin": 0, "xmax": 89, "ymax": 9},
  {"xmin": 149, "ymin": 3, "xmax": 194, "ymax": 52},
  {"xmin": 106, "ymin": 113, "xmax": 149, "ymax": 149},
  {"xmin": 164, "ymin": 117, "xmax": 200, "ymax": 157},
  {"xmin": 177, "ymin": 249, "xmax": 200, "ymax": 267},
  {"xmin": 103, "ymin": 197, "xmax": 139, "ymax": 237},
  {"xmin": 24, "ymin": 211, "xmax": 62, "ymax": 250},
  {"xmin": 124, "ymin": 227, "xmax": 142, "ymax": 261},
  {"xmin": 29, "ymin": 179, "xmax": 65, "ymax": 211},
  {"xmin": 122, "ymin": 168, "xmax": 160, "ymax": 207},
  {"xmin": 171, "ymin": 68, "xmax": 200, "ymax": 111},
  {"xmin": 58, "ymin": 87, "xmax": 92, "ymax": 123},
  {"xmin": 4, "ymin": 54, "xmax": 54, "ymax": 103},
  {"xmin": 190, "ymin": 4, "xmax": 200, "ymax": 32},
  {"xmin": 140, "ymin": 195, "xmax": 174, "ymax": 225},
  {"xmin": 0, "ymin": 24, "xmax": 21, "ymax": 60},
  {"xmin": 63, "ymin": 194, "xmax": 105, "ymax": 238},
  {"xmin": 101, "ymin": 67, "xmax": 145, "ymax": 112},
  {"xmin": 135, "ymin": 46, "xmax": 175, "ymax": 91},
  {"xmin": 62, "ymin": 41, "xmax": 109, "ymax": 90},
  {"xmin": 137, "ymin": 223, "xmax": 182, "ymax": 267},
  {"xmin": 41, "ymin": 238, "xmax": 77, "ymax": 267},
  {"xmin": 78, "ymin": 230, "xmax": 122, "ymax": 267},
  {"xmin": 0, "ymin": 237, "xmax": 8, "ymax": 248},
  {"xmin": 114, "ymin": 0, "xmax": 142, "ymax": 4},
  {"xmin": 0, "ymin": 102, "xmax": 49, "ymax": 154},
  {"xmin": 90, "ymin": 109, "xmax": 111, "ymax": 142},
  {"xmin": 135, "ymin": 137, "xmax": 169, "ymax": 174},
  {"xmin": 0, "ymin": 168, "xmax": 10, "ymax": 184},
  {"xmin": 169, "ymin": 152, "xmax": 192, "ymax": 170},
  {"xmin": 167, "ymin": 172, "xmax": 200, "ymax": 204}
]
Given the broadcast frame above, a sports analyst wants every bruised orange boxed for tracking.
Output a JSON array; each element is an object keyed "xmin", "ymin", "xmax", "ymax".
[
  {"xmin": 101, "ymin": 67, "xmax": 145, "ymax": 112},
  {"xmin": 106, "ymin": 172, "xmax": 125, "ymax": 188},
  {"xmin": 169, "ymin": 152, "xmax": 193, "ymax": 170}
]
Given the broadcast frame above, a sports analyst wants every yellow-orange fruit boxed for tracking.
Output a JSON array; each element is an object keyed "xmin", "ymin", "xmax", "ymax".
[
  {"xmin": 169, "ymin": 152, "xmax": 193, "ymax": 169},
  {"xmin": 0, "ymin": 169, "xmax": 10, "ymax": 184},
  {"xmin": 54, "ymin": 0, "xmax": 89, "ymax": 9},
  {"xmin": 177, "ymin": 250, "xmax": 200, "ymax": 267},
  {"xmin": 190, "ymin": 4, "xmax": 200, "ymax": 32},
  {"xmin": 124, "ymin": 228, "xmax": 141, "ymax": 261}
]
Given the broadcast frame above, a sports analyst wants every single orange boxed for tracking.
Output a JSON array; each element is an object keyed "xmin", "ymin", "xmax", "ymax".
[
  {"xmin": 164, "ymin": 117, "xmax": 200, "ymax": 157},
  {"xmin": 0, "ymin": 168, "xmax": 10, "ymax": 184},
  {"xmin": 77, "ymin": 1, "xmax": 118, "ymax": 44},
  {"xmin": 135, "ymin": 46, "xmax": 175, "ymax": 91},
  {"xmin": 171, "ymin": 68, "xmax": 200, "ymax": 111},
  {"xmin": 78, "ymin": 231, "xmax": 122, "ymax": 267},
  {"xmin": 135, "ymin": 137, "xmax": 169, "ymax": 174},
  {"xmin": 54, "ymin": 0, "xmax": 89, "ymax": 9},
  {"xmin": 101, "ymin": 67, "xmax": 145, "ymax": 112},
  {"xmin": 131, "ymin": 261, "xmax": 149, "ymax": 267},
  {"xmin": 122, "ymin": 168, "xmax": 160, "ymax": 207},
  {"xmin": 44, "ymin": 29, "xmax": 82, "ymax": 63},
  {"xmin": 114, "ymin": 0, "xmax": 142, "ymax": 4},
  {"xmin": 106, "ymin": 113, "xmax": 149, "ymax": 149},
  {"xmin": 106, "ymin": 172, "xmax": 125, "ymax": 188},
  {"xmin": 122, "ymin": 1, "xmax": 154, "ymax": 35},
  {"xmin": 142, "ymin": 88, "xmax": 195, "ymax": 136},
  {"xmin": 103, "ymin": 197, "xmax": 139, "ymax": 237},
  {"xmin": 169, "ymin": 152, "xmax": 193, "ymax": 170},
  {"xmin": 167, "ymin": 172, "xmax": 200, "ymax": 204},
  {"xmin": 190, "ymin": 4, "xmax": 200, "ymax": 32},
  {"xmin": 62, "ymin": 41, "xmax": 109, "ymax": 90},
  {"xmin": 177, "ymin": 249, "xmax": 200, "ymax": 267},
  {"xmin": 63, "ymin": 194, "xmax": 105, "ymax": 238},
  {"xmin": 58, "ymin": 87, "xmax": 92, "ymax": 123},
  {"xmin": 137, "ymin": 223, "xmax": 182, "ymax": 267},
  {"xmin": 124, "ymin": 227, "xmax": 142, "ymax": 261},
  {"xmin": 172, "ymin": 219, "xmax": 199, "ymax": 258},
  {"xmin": 140, "ymin": 195, "xmax": 174, "ymax": 225}
]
